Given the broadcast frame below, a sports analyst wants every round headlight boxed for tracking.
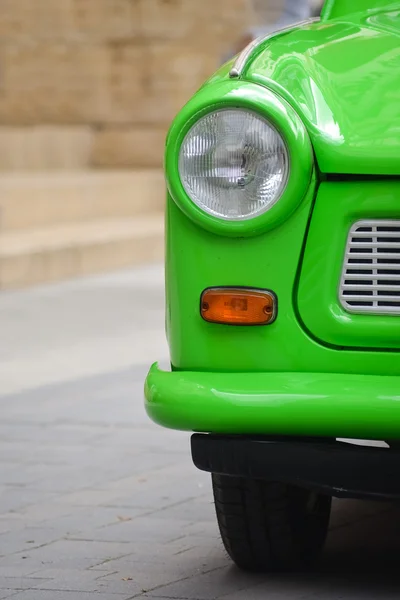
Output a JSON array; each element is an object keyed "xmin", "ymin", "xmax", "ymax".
[{"xmin": 178, "ymin": 108, "xmax": 289, "ymax": 221}]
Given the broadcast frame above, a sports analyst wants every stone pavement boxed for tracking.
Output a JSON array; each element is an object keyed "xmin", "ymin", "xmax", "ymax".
[{"xmin": 1, "ymin": 264, "xmax": 400, "ymax": 599}]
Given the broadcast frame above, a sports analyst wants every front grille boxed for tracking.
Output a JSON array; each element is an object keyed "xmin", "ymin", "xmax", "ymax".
[{"xmin": 339, "ymin": 220, "xmax": 400, "ymax": 315}]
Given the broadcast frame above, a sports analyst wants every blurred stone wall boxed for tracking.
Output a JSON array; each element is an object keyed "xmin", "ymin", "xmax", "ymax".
[{"xmin": 0, "ymin": 0, "xmax": 285, "ymax": 171}]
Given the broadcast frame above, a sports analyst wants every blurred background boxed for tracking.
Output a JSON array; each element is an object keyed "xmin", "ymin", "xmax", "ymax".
[{"xmin": 0, "ymin": 0, "xmax": 322, "ymax": 291}]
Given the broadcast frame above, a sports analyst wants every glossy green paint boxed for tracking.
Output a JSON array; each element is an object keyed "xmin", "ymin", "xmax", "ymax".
[
  {"xmin": 144, "ymin": 1, "xmax": 400, "ymax": 440},
  {"xmin": 298, "ymin": 182, "xmax": 400, "ymax": 349},
  {"xmin": 164, "ymin": 185, "xmax": 400, "ymax": 377},
  {"xmin": 164, "ymin": 180, "xmax": 316, "ymax": 371},
  {"xmin": 165, "ymin": 80, "xmax": 313, "ymax": 237},
  {"xmin": 242, "ymin": 4, "xmax": 400, "ymax": 175},
  {"xmin": 145, "ymin": 363, "xmax": 400, "ymax": 438},
  {"xmin": 321, "ymin": 0, "xmax": 397, "ymax": 19}
]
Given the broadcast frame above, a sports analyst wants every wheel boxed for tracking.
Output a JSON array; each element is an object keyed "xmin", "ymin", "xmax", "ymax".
[{"xmin": 212, "ymin": 474, "xmax": 331, "ymax": 572}]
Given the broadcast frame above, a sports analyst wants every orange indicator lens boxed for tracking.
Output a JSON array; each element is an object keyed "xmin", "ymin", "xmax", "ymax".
[{"xmin": 200, "ymin": 288, "xmax": 276, "ymax": 326}]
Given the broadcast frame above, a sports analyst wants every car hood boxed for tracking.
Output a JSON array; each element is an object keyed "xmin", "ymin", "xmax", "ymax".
[{"xmin": 243, "ymin": 4, "xmax": 400, "ymax": 175}]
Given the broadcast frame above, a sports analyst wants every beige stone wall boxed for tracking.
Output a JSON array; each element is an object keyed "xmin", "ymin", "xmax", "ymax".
[{"xmin": 0, "ymin": 0, "xmax": 285, "ymax": 171}]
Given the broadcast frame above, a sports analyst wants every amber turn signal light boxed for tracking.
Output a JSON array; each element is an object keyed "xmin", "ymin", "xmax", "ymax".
[{"xmin": 200, "ymin": 287, "xmax": 277, "ymax": 326}]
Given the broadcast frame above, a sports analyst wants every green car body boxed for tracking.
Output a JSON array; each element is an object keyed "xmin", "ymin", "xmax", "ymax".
[
  {"xmin": 146, "ymin": 0, "xmax": 400, "ymax": 438},
  {"xmin": 144, "ymin": 0, "xmax": 400, "ymax": 572}
]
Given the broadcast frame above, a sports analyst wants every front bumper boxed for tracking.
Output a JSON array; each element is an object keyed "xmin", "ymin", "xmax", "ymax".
[
  {"xmin": 192, "ymin": 435, "xmax": 400, "ymax": 500},
  {"xmin": 144, "ymin": 362, "xmax": 400, "ymax": 439}
]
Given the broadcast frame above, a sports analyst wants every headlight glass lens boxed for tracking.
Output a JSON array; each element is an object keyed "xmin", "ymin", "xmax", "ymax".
[{"xmin": 178, "ymin": 109, "xmax": 289, "ymax": 221}]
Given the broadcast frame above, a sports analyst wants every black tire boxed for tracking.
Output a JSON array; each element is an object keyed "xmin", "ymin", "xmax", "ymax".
[{"xmin": 212, "ymin": 474, "xmax": 331, "ymax": 572}]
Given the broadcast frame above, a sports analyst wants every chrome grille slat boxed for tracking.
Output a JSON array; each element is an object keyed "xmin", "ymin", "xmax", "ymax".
[
  {"xmin": 344, "ymin": 305, "xmax": 400, "ymax": 314},
  {"xmin": 351, "ymin": 231, "xmax": 400, "ymax": 238},
  {"xmin": 350, "ymin": 241, "xmax": 400, "ymax": 247},
  {"xmin": 339, "ymin": 220, "xmax": 400, "ymax": 315},
  {"xmin": 343, "ymin": 273, "xmax": 400, "ymax": 279},
  {"xmin": 344, "ymin": 285, "xmax": 400, "ymax": 291},
  {"xmin": 345, "ymin": 265, "xmax": 400, "ymax": 272},
  {"xmin": 346, "ymin": 252, "xmax": 400, "ymax": 259},
  {"xmin": 342, "ymin": 294, "xmax": 400, "ymax": 301}
]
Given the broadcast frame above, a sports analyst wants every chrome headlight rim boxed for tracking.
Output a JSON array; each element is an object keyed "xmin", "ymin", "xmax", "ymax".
[{"xmin": 165, "ymin": 81, "xmax": 313, "ymax": 237}]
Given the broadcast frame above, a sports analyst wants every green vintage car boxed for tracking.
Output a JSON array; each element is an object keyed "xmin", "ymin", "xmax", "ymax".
[{"xmin": 145, "ymin": 0, "xmax": 400, "ymax": 572}]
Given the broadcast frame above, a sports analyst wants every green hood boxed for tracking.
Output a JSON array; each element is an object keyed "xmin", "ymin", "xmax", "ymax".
[{"xmin": 242, "ymin": 3, "xmax": 400, "ymax": 175}]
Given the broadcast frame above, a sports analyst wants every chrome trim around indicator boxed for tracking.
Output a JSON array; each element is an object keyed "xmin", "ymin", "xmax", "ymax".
[{"xmin": 229, "ymin": 17, "xmax": 320, "ymax": 79}]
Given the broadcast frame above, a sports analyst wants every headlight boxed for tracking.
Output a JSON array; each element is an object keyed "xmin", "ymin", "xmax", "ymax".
[{"xmin": 178, "ymin": 108, "xmax": 289, "ymax": 221}]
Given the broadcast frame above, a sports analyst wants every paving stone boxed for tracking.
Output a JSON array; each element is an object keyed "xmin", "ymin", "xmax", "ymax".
[
  {"xmin": 1, "ymin": 267, "xmax": 400, "ymax": 600},
  {"xmin": 8, "ymin": 591, "xmax": 129, "ymax": 600},
  {"xmin": 96, "ymin": 552, "xmax": 230, "ymax": 593},
  {"xmin": 138, "ymin": 567, "xmax": 267, "ymax": 600},
  {"xmin": 0, "ymin": 576, "xmax": 50, "ymax": 590},
  {"xmin": 0, "ymin": 591, "xmax": 19, "ymax": 599},
  {"xmin": 13, "ymin": 502, "xmax": 82, "ymax": 524},
  {"xmin": 0, "ymin": 555, "xmax": 62, "ymax": 574},
  {"xmin": 0, "ymin": 489, "xmax": 59, "ymax": 515},
  {"xmin": 12, "ymin": 539, "xmax": 136, "ymax": 566},
  {"xmin": 22, "ymin": 567, "xmax": 120, "ymax": 593},
  {"xmin": 0, "ymin": 527, "xmax": 60, "ymax": 556},
  {"xmin": 67, "ymin": 516, "xmax": 193, "ymax": 544},
  {"xmin": 0, "ymin": 569, "xmax": 40, "ymax": 579}
]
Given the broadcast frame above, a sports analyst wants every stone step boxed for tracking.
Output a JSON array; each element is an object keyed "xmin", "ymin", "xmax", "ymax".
[
  {"xmin": 0, "ymin": 170, "xmax": 165, "ymax": 231},
  {"xmin": 0, "ymin": 213, "xmax": 164, "ymax": 289}
]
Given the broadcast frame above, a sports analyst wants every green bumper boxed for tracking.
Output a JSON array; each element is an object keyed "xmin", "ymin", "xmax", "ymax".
[{"xmin": 144, "ymin": 363, "xmax": 400, "ymax": 439}]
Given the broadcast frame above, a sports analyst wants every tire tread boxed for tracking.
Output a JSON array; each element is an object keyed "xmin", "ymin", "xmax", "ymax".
[{"xmin": 212, "ymin": 474, "xmax": 331, "ymax": 572}]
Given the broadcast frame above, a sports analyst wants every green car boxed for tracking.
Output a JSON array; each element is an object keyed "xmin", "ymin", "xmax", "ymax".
[{"xmin": 145, "ymin": 0, "xmax": 400, "ymax": 572}]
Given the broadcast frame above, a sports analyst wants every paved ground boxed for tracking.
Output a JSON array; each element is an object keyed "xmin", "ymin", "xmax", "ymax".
[{"xmin": 1, "ymin": 264, "xmax": 400, "ymax": 599}]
